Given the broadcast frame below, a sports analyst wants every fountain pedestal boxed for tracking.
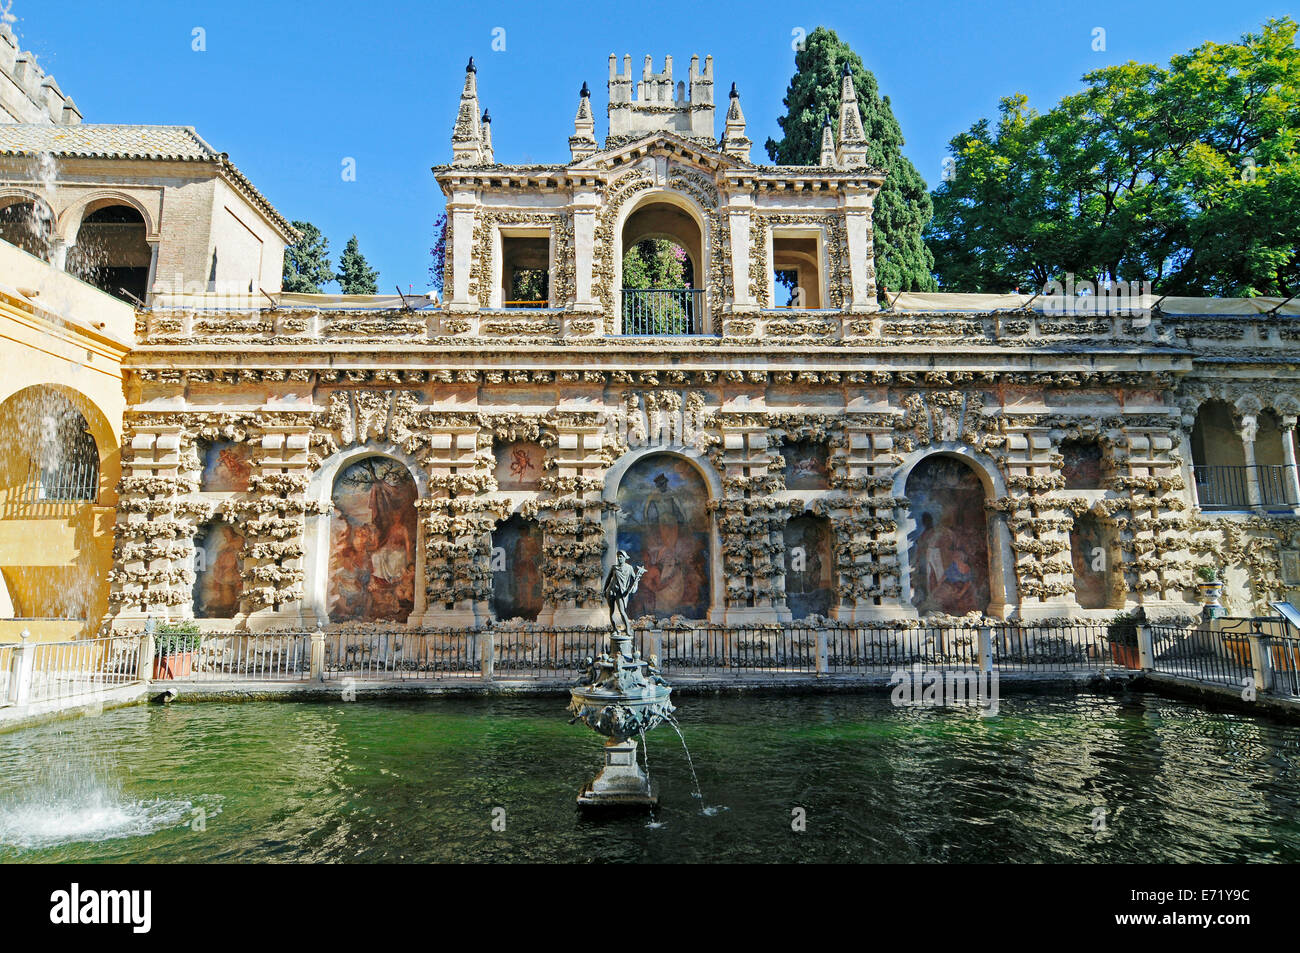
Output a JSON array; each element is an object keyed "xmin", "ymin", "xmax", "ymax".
[
  {"xmin": 568, "ymin": 651, "xmax": 673, "ymax": 810},
  {"xmin": 578, "ymin": 737, "xmax": 654, "ymax": 807}
]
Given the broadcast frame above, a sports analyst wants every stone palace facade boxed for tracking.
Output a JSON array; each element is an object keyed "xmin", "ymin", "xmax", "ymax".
[{"xmin": 1, "ymin": 41, "xmax": 1297, "ymax": 637}]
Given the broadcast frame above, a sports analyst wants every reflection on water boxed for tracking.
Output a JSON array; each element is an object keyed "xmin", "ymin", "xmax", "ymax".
[{"xmin": 1, "ymin": 691, "xmax": 1298, "ymax": 863}]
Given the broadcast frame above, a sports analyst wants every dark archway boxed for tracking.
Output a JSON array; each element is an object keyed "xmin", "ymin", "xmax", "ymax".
[
  {"xmin": 69, "ymin": 204, "xmax": 150, "ymax": 303},
  {"xmin": 784, "ymin": 513, "xmax": 834, "ymax": 619}
]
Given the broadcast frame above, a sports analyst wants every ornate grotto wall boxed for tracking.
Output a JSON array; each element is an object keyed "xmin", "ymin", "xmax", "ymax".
[{"xmin": 107, "ymin": 362, "xmax": 1264, "ymax": 633}]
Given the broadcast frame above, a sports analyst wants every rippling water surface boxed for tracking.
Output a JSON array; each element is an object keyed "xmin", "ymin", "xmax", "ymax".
[{"xmin": 1, "ymin": 691, "xmax": 1297, "ymax": 862}]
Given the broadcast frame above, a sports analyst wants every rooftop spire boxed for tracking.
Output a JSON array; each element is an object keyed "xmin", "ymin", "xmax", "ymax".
[
  {"xmin": 480, "ymin": 108, "xmax": 494, "ymax": 163},
  {"xmin": 451, "ymin": 57, "xmax": 486, "ymax": 165},
  {"xmin": 819, "ymin": 111, "xmax": 837, "ymax": 167},
  {"xmin": 719, "ymin": 82, "xmax": 750, "ymax": 162},
  {"xmin": 836, "ymin": 61, "xmax": 868, "ymax": 169},
  {"xmin": 570, "ymin": 79, "xmax": 598, "ymax": 161}
]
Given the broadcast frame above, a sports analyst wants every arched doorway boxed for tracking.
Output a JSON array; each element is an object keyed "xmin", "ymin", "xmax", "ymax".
[
  {"xmin": 68, "ymin": 204, "xmax": 151, "ymax": 303},
  {"xmin": 904, "ymin": 455, "xmax": 992, "ymax": 616},
  {"xmin": 619, "ymin": 195, "xmax": 705, "ymax": 334},
  {"xmin": 327, "ymin": 456, "xmax": 418, "ymax": 622},
  {"xmin": 614, "ymin": 452, "xmax": 711, "ymax": 620}
]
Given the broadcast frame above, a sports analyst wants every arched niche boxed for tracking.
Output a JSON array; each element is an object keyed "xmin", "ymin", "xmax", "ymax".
[
  {"xmin": 899, "ymin": 451, "xmax": 1011, "ymax": 617},
  {"xmin": 326, "ymin": 455, "xmax": 419, "ymax": 623},
  {"xmin": 783, "ymin": 513, "xmax": 834, "ymax": 619},
  {"xmin": 1069, "ymin": 513, "xmax": 1114, "ymax": 610},
  {"xmin": 612, "ymin": 451, "xmax": 713, "ymax": 621},
  {"xmin": 490, "ymin": 513, "xmax": 543, "ymax": 621},
  {"xmin": 193, "ymin": 519, "xmax": 245, "ymax": 618}
]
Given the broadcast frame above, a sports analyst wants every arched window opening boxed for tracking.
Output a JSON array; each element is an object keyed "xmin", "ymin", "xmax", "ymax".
[
  {"xmin": 68, "ymin": 204, "xmax": 150, "ymax": 304},
  {"xmin": 194, "ymin": 520, "xmax": 244, "ymax": 618},
  {"xmin": 615, "ymin": 453, "xmax": 711, "ymax": 620},
  {"xmin": 1253, "ymin": 411, "xmax": 1293, "ymax": 508},
  {"xmin": 620, "ymin": 199, "xmax": 703, "ymax": 335},
  {"xmin": 19, "ymin": 391, "xmax": 99, "ymax": 503},
  {"xmin": 1191, "ymin": 401, "xmax": 1248, "ymax": 508},
  {"xmin": 0, "ymin": 199, "xmax": 54, "ymax": 261},
  {"xmin": 905, "ymin": 456, "xmax": 992, "ymax": 616},
  {"xmin": 327, "ymin": 457, "xmax": 418, "ymax": 623},
  {"xmin": 784, "ymin": 514, "xmax": 834, "ymax": 619},
  {"xmin": 490, "ymin": 514, "xmax": 543, "ymax": 621}
]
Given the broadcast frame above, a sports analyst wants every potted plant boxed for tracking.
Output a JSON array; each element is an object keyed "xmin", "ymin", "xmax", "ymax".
[
  {"xmin": 1195, "ymin": 565, "xmax": 1225, "ymax": 619},
  {"xmin": 152, "ymin": 620, "xmax": 202, "ymax": 679},
  {"xmin": 1106, "ymin": 610, "xmax": 1142, "ymax": 669}
]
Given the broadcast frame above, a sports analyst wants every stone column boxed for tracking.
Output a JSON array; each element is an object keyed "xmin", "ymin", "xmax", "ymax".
[
  {"xmin": 550, "ymin": 420, "xmax": 607, "ymax": 627},
  {"xmin": 841, "ymin": 184, "xmax": 879, "ymax": 314},
  {"xmin": 446, "ymin": 188, "xmax": 478, "ymax": 313},
  {"xmin": 569, "ymin": 187, "xmax": 601, "ymax": 312},
  {"xmin": 725, "ymin": 194, "xmax": 753, "ymax": 311},
  {"xmin": 1240, "ymin": 414, "xmax": 1262, "ymax": 510},
  {"xmin": 1280, "ymin": 416, "xmax": 1300, "ymax": 514}
]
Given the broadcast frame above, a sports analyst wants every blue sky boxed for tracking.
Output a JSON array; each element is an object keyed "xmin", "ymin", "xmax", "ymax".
[{"xmin": 12, "ymin": 1, "xmax": 1292, "ymax": 293}]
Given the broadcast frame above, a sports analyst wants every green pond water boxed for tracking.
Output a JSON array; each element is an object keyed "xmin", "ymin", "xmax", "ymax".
[{"xmin": 1, "ymin": 690, "xmax": 1298, "ymax": 863}]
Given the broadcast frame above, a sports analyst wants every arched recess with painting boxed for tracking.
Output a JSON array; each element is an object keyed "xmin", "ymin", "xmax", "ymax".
[
  {"xmin": 303, "ymin": 450, "xmax": 423, "ymax": 625},
  {"xmin": 896, "ymin": 449, "xmax": 1017, "ymax": 618},
  {"xmin": 604, "ymin": 449, "xmax": 720, "ymax": 622}
]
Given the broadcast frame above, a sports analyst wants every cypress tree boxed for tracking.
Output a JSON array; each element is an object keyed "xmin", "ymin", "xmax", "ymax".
[
  {"xmin": 281, "ymin": 220, "xmax": 334, "ymax": 293},
  {"xmin": 336, "ymin": 235, "xmax": 379, "ymax": 295},
  {"xmin": 766, "ymin": 27, "xmax": 937, "ymax": 294}
]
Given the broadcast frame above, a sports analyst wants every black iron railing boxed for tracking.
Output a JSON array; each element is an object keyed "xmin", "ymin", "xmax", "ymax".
[
  {"xmin": 621, "ymin": 288, "xmax": 704, "ymax": 335},
  {"xmin": 1193, "ymin": 464, "xmax": 1297, "ymax": 509}
]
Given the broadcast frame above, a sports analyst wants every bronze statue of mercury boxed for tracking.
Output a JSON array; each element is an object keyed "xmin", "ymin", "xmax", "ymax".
[{"xmin": 603, "ymin": 550, "xmax": 645, "ymax": 641}]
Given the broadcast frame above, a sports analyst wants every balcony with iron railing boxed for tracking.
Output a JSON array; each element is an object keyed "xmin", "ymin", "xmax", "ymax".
[
  {"xmin": 1193, "ymin": 464, "xmax": 1298, "ymax": 511},
  {"xmin": 621, "ymin": 288, "xmax": 705, "ymax": 335}
]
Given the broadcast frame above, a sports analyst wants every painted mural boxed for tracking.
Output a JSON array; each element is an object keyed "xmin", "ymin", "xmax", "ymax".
[
  {"xmin": 783, "ymin": 514, "xmax": 834, "ymax": 618},
  {"xmin": 193, "ymin": 521, "xmax": 244, "ymax": 618},
  {"xmin": 328, "ymin": 457, "xmax": 418, "ymax": 622},
  {"xmin": 1070, "ymin": 514, "xmax": 1112, "ymax": 609},
  {"xmin": 494, "ymin": 441, "xmax": 543, "ymax": 490},
  {"xmin": 491, "ymin": 515, "xmax": 543, "ymax": 621},
  {"xmin": 616, "ymin": 454, "xmax": 710, "ymax": 620},
  {"xmin": 201, "ymin": 440, "xmax": 252, "ymax": 492},
  {"xmin": 905, "ymin": 456, "xmax": 991, "ymax": 616},
  {"xmin": 779, "ymin": 439, "xmax": 830, "ymax": 490},
  {"xmin": 1062, "ymin": 440, "xmax": 1103, "ymax": 489}
]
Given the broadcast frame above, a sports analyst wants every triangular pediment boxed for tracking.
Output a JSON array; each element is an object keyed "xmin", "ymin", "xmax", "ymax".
[{"xmin": 568, "ymin": 129, "xmax": 744, "ymax": 174}]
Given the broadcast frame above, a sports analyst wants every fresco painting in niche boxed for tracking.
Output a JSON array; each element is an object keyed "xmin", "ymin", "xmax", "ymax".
[
  {"xmin": 1070, "ymin": 514, "xmax": 1112, "ymax": 608},
  {"xmin": 616, "ymin": 454, "xmax": 710, "ymax": 620},
  {"xmin": 1062, "ymin": 440, "xmax": 1103, "ymax": 489},
  {"xmin": 328, "ymin": 457, "xmax": 418, "ymax": 622},
  {"xmin": 783, "ymin": 514, "xmax": 834, "ymax": 619},
  {"xmin": 495, "ymin": 441, "xmax": 543, "ymax": 490},
  {"xmin": 201, "ymin": 440, "xmax": 252, "ymax": 492},
  {"xmin": 491, "ymin": 515, "xmax": 543, "ymax": 621},
  {"xmin": 193, "ymin": 521, "xmax": 244, "ymax": 617},
  {"xmin": 905, "ymin": 456, "xmax": 991, "ymax": 616},
  {"xmin": 779, "ymin": 440, "xmax": 829, "ymax": 490}
]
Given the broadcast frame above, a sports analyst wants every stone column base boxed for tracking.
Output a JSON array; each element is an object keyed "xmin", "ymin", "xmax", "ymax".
[{"xmin": 577, "ymin": 737, "xmax": 655, "ymax": 809}]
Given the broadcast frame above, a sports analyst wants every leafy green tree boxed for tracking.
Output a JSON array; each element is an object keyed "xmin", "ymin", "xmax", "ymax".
[
  {"xmin": 928, "ymin": 18, "xmax": 1300, "ymax": 297},
  {"xmin": 766, "ymin": 26, "xmax": 937, "ymax": 294},
  {"xmin": 622, "ymin": 240, "xmax": 692, "ymax": 332},
  {"xmin": 336, "ymin": 235, "xmax": 379, "ymax": 295},
  {"xmin": 282, "ymin": 220, "xmax": 334, "ymax": 293}
]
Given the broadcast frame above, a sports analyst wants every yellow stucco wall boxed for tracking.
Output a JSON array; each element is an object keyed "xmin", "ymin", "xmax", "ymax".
[{"xmin": 0, "ymin": 238, "xmax": 132, "ymax": 640}]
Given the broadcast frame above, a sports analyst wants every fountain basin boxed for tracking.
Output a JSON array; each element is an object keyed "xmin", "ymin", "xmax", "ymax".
[{"xmin": 567, "ymin": 683, "xmax": 674, "ymax": 742}]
